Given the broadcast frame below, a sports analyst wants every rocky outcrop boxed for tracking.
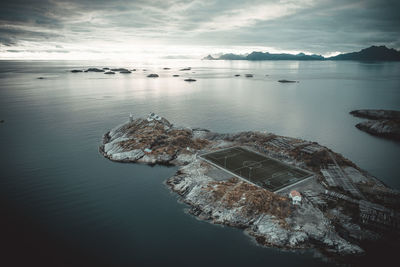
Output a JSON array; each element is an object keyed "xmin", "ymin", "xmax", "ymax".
[
  {"xmin": 85, "ymin": 68, "xmax": 104, "ymax": 72},
  {"xmin": 111, "ymin": 68, "xmax": 129, "ymax": 72},
  {"xmin": 104, "ymin": 71, "xmax": 115, "ymax": 75},
  {"xmin": 355, "ymin": 120, "xmax": 400, "ymax": 140},
  {"xmin": 350, "ymin": 109, "xmax": 400, "ymax": 120},
  {"xmin": 147, "ymin": 74, "xmax": 159, "ymax": 78},
  {"xmin": 350, "ymin": 109, "xmax": 400, "ymax": 140},
  {"xmin": 278, "ymin": 80, "xmax": 298, "ymax": 83},
  {"xmin": 167, "ymin": 161, "xmax": 362, "ymax": 254},
  {"xmin": 184, "ymin": 78, "xmax": 196, "ymax": 82},
  {"xmin": 100, "ymin": 113, "xmax": 399, "ymax": 258},
  {"xmin": 70, "ymin": 69, "xmax": 83, "ymax": 73}
]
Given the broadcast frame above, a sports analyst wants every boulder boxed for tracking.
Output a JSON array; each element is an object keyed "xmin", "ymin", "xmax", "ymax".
[
  {"xmin": 355, "ymin": 119, "xmax": 400, "ymax": 140},
  {"xmin": 86, "ymin": 68, "xmax": 104, "ymax": 72},
  {"xmin": 111, "ymin": 68, "xmax": 129, "ymax": 72},
  {"xmin": 278, "ymin": 80, "xmax": 298, "ymax": 83}
]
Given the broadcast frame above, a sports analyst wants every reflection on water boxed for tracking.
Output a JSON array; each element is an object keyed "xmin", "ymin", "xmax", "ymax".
[{"xmin": 0, "ymin": 60, "xmax": 399, "ymax": 266}]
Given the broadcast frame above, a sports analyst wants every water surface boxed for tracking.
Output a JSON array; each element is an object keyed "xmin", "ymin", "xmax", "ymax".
[{"xmin": 0, "ymin": 60, "xmax": 399, "ymax": 266}]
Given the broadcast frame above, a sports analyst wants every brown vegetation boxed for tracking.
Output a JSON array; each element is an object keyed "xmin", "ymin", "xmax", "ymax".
[
  {"xmin": 206, "ymin": 178, "xmax": 291, "ymax": 220},
  {"xmin": 118, "ymin": 119, "xmax": 210, "ymax": 157}
]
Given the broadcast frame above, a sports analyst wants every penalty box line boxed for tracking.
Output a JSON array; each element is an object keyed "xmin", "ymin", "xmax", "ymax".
[
  {"xmin": 231, "ymin": 159, "xmax": 269, "ymax": 173},
  {"xmin": 206, "ymin": 148, "xmax": 245, "ymax": 161}
]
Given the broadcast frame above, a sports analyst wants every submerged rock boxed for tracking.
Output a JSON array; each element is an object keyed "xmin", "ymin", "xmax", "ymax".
[
  {"xmin": 184, "ymin": 78, "xmax": 196, "ymax": 82},
  {"xmin": 0, "ymin": 119, "xmax": 4, "ymax": 123},
  {"xmin": 70, "ymin": 69, "xmax": 83, "ymax": 73},
  {"xmin": 180, "ymin": 67, "xmax": 191, "ymax": 71},
  {"xmin": 120, "ymin": 70, "xmax": 132, "ymax": 74},
  {"xmin": 173, "ymin": 74, "xmax": 180, "ymax": 77},
  {"xmin": 234, "ymin": 74, "xmax": 241, "ymax": 77},
  {"xmin": 147, "ymin": 74, "xmax": 159, "ymax": 78},
  {"xmin": 245, "ymin": 74, "xmax": 254, "ymax": 77},
  {"xmin": 104, "ymin": 71, "xmax": 115, "ymax": 75},
  {"xmin": 278, "ymin": 80, "xmax": 298, "ymax": 83}
]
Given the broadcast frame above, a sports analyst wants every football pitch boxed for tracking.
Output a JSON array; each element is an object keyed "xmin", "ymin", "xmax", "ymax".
[{"xmin": 200, "ymin": 147, "xmax": 312, "ymax": 192}]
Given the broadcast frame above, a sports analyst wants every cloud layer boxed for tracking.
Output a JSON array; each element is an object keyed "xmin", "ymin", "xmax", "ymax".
[{"xmin": 1, "ymin": 0, "xmax": 399, "ymax": 59}]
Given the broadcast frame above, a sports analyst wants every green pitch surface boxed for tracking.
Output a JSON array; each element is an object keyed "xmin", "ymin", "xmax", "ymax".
[{"xmin": 201, "ymin": 147, "xmax": 311, "ymax": 192}]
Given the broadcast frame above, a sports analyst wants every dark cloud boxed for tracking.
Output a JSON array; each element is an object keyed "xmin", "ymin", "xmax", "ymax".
[{"xmin": 0, "ymin": 0, "xmax": 399, "ymax": 57}]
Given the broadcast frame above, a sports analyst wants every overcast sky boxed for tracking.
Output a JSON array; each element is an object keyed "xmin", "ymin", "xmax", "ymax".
[{"xmin": 0, "ymin": 0, "xmax": 399, "ymax": 59}]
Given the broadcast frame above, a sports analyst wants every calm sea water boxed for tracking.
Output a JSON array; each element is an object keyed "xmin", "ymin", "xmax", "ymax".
[{"xmin": 0, "ymin": 60, "xmax": 399, "ymax": 266}]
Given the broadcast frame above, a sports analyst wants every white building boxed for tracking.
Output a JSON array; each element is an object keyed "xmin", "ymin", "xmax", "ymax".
[{"xmin": 289, "ymin": 190, "xmax": 302, "ymax": 205}]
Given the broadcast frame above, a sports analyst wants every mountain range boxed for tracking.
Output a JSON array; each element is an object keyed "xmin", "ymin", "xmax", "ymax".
[{"xmin": 203, "ymin": 46, "xmax": 400, "ymax": 61}]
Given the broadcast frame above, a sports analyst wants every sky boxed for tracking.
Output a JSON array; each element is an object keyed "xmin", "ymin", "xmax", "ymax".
[{"xmin": 0, "ymin": 0, "xmax": 399, "ymax": 60}]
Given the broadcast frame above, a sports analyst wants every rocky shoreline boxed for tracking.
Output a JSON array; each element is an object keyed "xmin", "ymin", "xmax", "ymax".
[
  {"xmin": 100, "ymin": 113, "xmax": 400, "ymax": 258},
  {"xmin": 350, "ymin": 109, "xmax": 400, "ymax": 140}
]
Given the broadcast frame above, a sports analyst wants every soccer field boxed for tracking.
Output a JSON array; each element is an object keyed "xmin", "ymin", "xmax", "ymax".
[{"xmin": 200, "ymin": 147, "xmax": 312, "ymax": 192}]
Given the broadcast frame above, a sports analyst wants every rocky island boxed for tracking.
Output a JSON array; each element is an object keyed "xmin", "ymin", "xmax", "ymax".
[
  {"xmin": 350, "ymin": 109, "xmax": 400, "ymax": 140},
  {"xmin": 100, "ymin": 113, "xmax": 400, "ymax": 260}
]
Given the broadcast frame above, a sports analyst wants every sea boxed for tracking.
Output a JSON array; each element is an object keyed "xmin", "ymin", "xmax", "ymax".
[{"xmin": 0, "ymin": 60, "xmax": 399, "ymax": 266}]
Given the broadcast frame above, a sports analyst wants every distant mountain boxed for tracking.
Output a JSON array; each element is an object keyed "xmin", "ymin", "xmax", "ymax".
[
  {"xmin": 327, "ymin": 45, "xmax": 400, "ymax": 61},
  {"xmin": 246, "ymin": 51, "xmax": 324, "ymax": 60},
  {"xmin": 204, "ymin": 45, "xmax": 400, "ymax": 61},
  {"xmin": 202, "ymin": 54, "xmax": 216, "ymax": 60},
  {"xmin": 209, "ymin": 51, "xmax": 323, "ymax": 61},
  {"xmin": 218, "ymin": 53, "xmax": 246, "ymax": 60}
]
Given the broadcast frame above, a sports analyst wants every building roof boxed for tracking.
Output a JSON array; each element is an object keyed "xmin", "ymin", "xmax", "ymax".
[{"xmin": 290, "ymin": 190, "xmax": 301, "ymax": 198}]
